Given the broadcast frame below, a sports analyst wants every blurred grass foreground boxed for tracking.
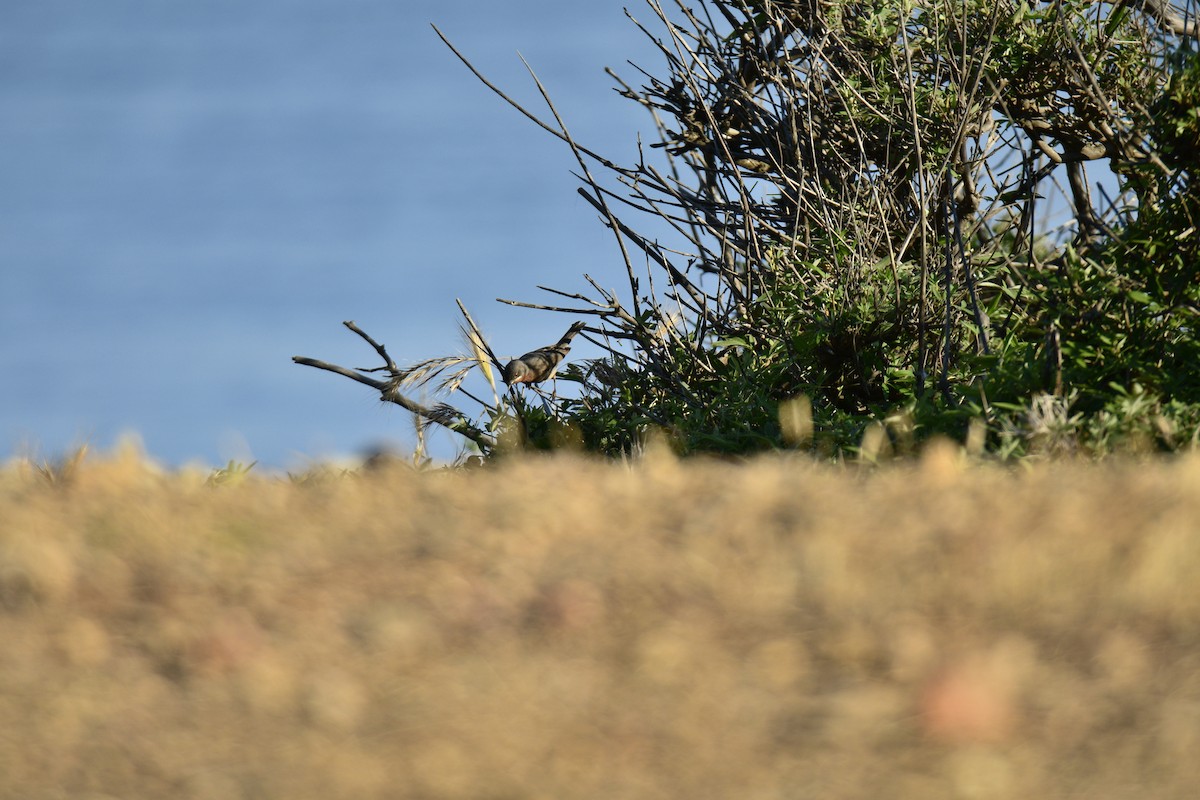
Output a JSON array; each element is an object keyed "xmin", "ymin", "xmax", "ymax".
[{"xmin": 3, "ymin": 446, "xmax": 1200, "ymax": 799}]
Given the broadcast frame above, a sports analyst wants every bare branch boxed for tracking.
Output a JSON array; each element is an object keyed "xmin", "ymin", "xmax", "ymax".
[{"xmin": 293, "ymin": 324, "xmax": 495, "ymax": 452}]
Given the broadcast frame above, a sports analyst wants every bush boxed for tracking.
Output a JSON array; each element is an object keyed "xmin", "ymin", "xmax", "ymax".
[
  {"xmin": 305, "ymin": 2, "xmax": 1200, "ymax": 462},
  {"xmin": 532, "ymin": 0, "xmax": 1200, "ymax": 459}
]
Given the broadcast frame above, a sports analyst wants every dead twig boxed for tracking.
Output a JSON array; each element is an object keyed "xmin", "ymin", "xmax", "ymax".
[{"xmin": 293, "ymin": 321, "xmax": 495, "ymax": 453}]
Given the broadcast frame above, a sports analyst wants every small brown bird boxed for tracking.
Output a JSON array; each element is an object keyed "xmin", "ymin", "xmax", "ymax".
[{"xmin": 502, "ymin": 321, "xmax": 587, "ymax": 385}]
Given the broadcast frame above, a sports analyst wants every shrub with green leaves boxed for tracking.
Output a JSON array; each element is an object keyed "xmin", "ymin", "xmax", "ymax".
[
  {"xmin": 525, "ymin": 0, "xmax": 1200, "ymax": 458},
  {"xmin": 303, "ymin": 1, "xmax": 1199, "ymax": 461}
]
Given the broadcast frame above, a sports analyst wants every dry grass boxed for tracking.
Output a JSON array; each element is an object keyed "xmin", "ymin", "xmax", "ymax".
[{"xmin": 3, "ymin": 443, "xmax": 1200, "ymax": 799}]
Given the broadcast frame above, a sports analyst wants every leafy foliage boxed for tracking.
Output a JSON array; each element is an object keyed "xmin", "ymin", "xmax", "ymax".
[
  {"xmin": 348, "ymin": 1, "xmax": 1199, "ymax": 462},
  {"xmin": 495, "ymin": 0, "xmax": 1200, "ymax": 459}
]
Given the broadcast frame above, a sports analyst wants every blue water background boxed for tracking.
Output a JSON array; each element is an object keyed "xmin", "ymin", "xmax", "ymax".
[{"xmin": 1, "ymin": 1, "xmax": 671, "ymax": 467}]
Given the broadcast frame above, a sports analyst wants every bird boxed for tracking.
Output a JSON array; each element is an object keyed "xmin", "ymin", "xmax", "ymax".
[{"xmin": 502, "ymin": 321, "xmax": 587, "ymax": 386}]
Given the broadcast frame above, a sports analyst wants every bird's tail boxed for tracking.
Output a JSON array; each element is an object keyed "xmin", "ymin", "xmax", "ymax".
[{"xmin": 557, "ymin": 321, "xmax": 587, "ymax": 348}]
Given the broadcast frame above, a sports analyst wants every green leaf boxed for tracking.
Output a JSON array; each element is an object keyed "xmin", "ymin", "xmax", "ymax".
[{"xmin": 1104, "ymin": 5, "xmax": 1130, "ymax": 37}]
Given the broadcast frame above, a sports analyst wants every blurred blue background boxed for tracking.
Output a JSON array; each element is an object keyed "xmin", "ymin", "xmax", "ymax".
[{"xmin": 1, "ymin": 1, "xmax": 667, "ymax": 468}]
